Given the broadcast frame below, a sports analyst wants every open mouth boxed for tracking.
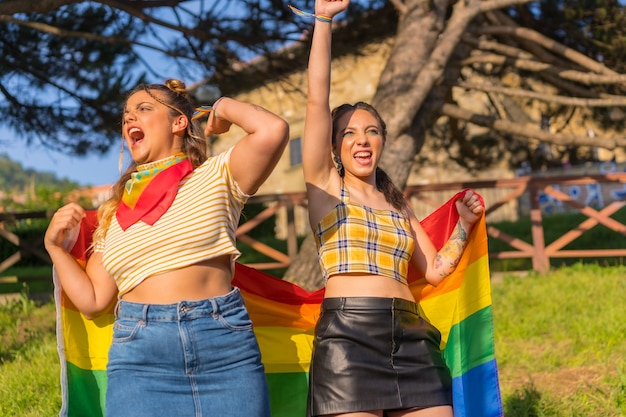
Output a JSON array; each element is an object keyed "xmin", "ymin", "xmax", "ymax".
[
  {"xmin": 128, "ymin": 127, "xmax": 145, "ymax": 145},
  {"xmin": 354, "ymin": 151, "xmax": 372, "ymax": 164}
]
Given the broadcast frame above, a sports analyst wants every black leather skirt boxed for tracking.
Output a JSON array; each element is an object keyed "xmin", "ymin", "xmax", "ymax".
[{"xmin": 307, "ymin": 297, "xmax": 452, "ymax": 416}]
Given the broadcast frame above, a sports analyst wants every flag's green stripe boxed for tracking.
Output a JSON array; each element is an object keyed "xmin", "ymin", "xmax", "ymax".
[
  {"xmin": 443, "ymin": 306, "xmax": 496, "ymax": 378},
  {"xmin": 266, "ymin": 372, "xmax": 309, "ymax": 417},
  {"xmin": 66, "ymin": 362, "xmax": 107, "ymax": 417},
  {"xmin": 65, "ymin": 366, "xmax": 311, "ymax": 417}
]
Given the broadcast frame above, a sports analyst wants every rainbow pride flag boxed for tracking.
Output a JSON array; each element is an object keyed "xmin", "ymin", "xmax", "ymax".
[{"xmin": 54, "ymin": 192, "xmax": 502, "ymax": 417}]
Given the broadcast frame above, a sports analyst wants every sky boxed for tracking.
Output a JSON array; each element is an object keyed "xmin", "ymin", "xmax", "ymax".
[
  {"xmin": 2, "ymin": 1, "xmax": 264, "ymax": 187},
  {"xmin": 1, "ymin": 2, "xmax": 213, "ymax": 187},
  {"xmin": 3, "ymin": 128, "xmax": 123, "ymax": 186}
]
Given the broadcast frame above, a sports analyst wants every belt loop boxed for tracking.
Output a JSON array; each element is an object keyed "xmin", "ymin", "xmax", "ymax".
[
  {"xmin": 210, "ymin": 298, "xmax": 219, "ymax": 316},
  {"xmin": 142, "ymin": 304, "xmax": 149, "ymax": 322},
  {"xmin": 114, "ymin": 299, "xmax": 122, "ymax": 318},
  {"xmin": 340, "ymin": 297, "xmax": 346, "ymax": 310}
]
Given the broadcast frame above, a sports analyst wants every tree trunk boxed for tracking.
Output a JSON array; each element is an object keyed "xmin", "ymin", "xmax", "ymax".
[{"xmin": 282, "ymin": 231, "xmax": 324, "ymax": 290}]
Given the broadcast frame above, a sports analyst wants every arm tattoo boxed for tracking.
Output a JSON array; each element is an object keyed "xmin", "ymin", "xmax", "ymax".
[
  {"xmin": 251, "ymin": 104, "xmax": 270, "ymax": 114},
  {"xmin": 450, "ymin": 221, "xmax": 467, "ymax": 241},
  {"xmin": 435, "ymin": 220, "xmax": 468, "ymax": 277}
]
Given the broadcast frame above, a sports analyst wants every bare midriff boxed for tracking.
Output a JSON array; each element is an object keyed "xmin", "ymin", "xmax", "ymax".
[
  {"xmin": 121, "ymin": 255, "xmax": 234, "ymax": 304},
  {"xmin": 324, "ymin": 273, "xmax": 416, "ymax": 301}
]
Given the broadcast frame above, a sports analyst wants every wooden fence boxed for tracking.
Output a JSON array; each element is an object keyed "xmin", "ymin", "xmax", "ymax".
[
  {"xmin": 402, "ymin": 173, "xmax": 626, "ymax": 272},
  {"xmin": 1, "ymin": 173, "xmax": 625, "ymax": 277}
]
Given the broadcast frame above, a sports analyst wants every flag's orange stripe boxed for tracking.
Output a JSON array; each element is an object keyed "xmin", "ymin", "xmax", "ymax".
[
  {"xmin": 242, "ymin": 291, "xmax": 321, "ymax": 329},
  {"xmin": 410, "ymin": 216, "xmax": 488, "ymax": 302},
  {"xmin": 61, "ymin": 293, "xmax": 80, "ymax": 312}
]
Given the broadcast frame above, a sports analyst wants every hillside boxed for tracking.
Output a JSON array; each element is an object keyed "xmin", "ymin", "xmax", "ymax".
[{"xmin": 0, "ymin": 153, "xmax": 80, "ymax": 192}]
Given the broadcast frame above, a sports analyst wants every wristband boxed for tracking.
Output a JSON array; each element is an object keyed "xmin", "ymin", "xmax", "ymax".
[{"xmin": 288, "ymin": 5, "xmax": 332, "ymax": 23}]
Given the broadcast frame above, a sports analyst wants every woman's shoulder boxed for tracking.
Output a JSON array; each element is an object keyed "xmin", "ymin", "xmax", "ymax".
[
  {"xmin": 194, "ymin": 147, "xmax": 233, "ymax": 172},
  {"xmin": 188, "ymin": 146, "xmax": 249, "ymax": 203}
]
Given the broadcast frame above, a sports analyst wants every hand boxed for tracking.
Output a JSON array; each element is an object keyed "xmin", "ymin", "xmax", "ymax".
[
  {"xmin": 316, "ymin": 0, "xmax": 350, "ymax": 19},
  {"xmin": 203, "ymin": 98, "xmax": 233, "ymax": 137},
  {"xmin": 44, "ymin": 203, "xmax": 85, "ymax": 250},
  {"xmin": 455, "ymin": 189, "xmax": 484, "ymax": 227}
]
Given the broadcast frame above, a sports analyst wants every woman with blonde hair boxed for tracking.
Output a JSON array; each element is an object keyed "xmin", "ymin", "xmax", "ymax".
[{"xmin": 45, "ymin": 79, "xmax": 289, "ymax": 417}]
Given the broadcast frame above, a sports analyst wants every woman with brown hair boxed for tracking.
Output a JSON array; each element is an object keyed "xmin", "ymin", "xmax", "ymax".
[{"xmin": 300, "ymin": 1, "xmax": 484, "ymax": 416}]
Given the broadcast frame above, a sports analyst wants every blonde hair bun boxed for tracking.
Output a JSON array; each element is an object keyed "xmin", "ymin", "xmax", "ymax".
[{"xmin": 165, "ymin": 79, "xmax": 188, "ymax": 97}]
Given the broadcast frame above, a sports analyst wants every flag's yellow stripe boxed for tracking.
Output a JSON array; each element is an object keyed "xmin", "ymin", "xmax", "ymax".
[
  {"xmin": 62, "ymin": 307, "xmax": 114, "ymax": 371},
  {"xmin": 255, "ymin": 326, "xmax": 315, "ymax": 373},
  {"xmin": 418, "ymin": 254, "xmax": 492, "ymax": 345}
]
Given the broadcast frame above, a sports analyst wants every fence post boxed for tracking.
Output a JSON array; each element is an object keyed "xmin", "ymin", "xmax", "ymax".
[
  {"xmin": 285, "ymin": 198, "xmax": 298, "ymax": 260},
  {"xmin": 529, "ymin": 182, "xmax": 549, "ymax": 273}
]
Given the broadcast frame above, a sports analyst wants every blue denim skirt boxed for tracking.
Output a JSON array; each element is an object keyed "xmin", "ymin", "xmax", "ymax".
[
  {"xmin": 308, "ymin": 297, "xmax": 452, "ymax": 416},
  {"xmin": 106, "ymin": 287, "xmax": 270, "ymax": 417}
]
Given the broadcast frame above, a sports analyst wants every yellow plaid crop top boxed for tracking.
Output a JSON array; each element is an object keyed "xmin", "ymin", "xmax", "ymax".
[{"xmin": 314, "ymin": 183, "xmax": 415, "ymax": 284}]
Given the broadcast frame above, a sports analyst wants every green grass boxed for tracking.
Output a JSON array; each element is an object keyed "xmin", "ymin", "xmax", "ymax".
[
  {"xmin": 0, "ymin": 294, "xmax": 61, "ymax": 417},
  {"xmin": 0, "ymin": 334, "xmax": 62, "ymax": 417},
  {"xmin": 1, "ymin": 264, "xmax": 624, "ymax": 416},
  {"xmin": 493, "ymin": 264, "xmax": 626, "ymax": 416}
]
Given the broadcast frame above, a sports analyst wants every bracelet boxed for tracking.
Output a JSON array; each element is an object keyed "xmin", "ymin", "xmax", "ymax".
[
  {"xmin": 288, "ymin": 5, "xmax": 332, "ymax": 23},
  {"xmin": 212, "ymin": 97, "xmax": 226, "ymax": 120}
]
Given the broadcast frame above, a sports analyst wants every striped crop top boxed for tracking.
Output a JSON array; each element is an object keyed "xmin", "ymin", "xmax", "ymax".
[
  {"xmin": 314, "ymin": 183, "xmax": 415, "ymax": 284},
  {"xmin": 93, "ymin": 148, "xmax": 249, "ymax": 297}
]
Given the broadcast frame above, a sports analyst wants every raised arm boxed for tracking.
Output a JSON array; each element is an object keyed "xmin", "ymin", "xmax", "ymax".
[
  {"xmin": 44, "ymin": 203, "xmax": 118, "ymax": 319},
  {"xmin": 302, "ymin": 0, "xmax": 350, "ymax": 190},
  {"xmin": 204, "ymin": 97, "xmax": 289, "ymax": 195},
  {"xmin": 410, "ymin": 190, "xmax": 485, "ymax": 286}
]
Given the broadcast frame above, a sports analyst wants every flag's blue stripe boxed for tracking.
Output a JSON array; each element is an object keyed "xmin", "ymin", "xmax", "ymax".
[{"xmin": 452, "ymin": 358, "xmax": 503, "ymax": 417}]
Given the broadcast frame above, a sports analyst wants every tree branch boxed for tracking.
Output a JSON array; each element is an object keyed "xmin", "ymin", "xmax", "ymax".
[
  {"xmin": 389, "ymin": 0, "xmax": 407, "ymax": 15},
  {"xmin": 0, "ymin": 0, "xmax": 82, "ymax": 15},
  {"xmin": 455, "ymin": 81, "xmax": 626, "ymax": 106},
  {"xmin": 441, "ymin": 103, "xmax": 626, "ymax": 149},
  {"xmin": 0, "ymin": 15, "xmax": 182, "ymax": 59},
  {"xmin": 461, "ymin": 53, "xmax": 626, "ymax": 85},
  {"xmin": 99, "ymin": 0, "xmax": 200, "ymax": 36},
  {"xmin": 384, "ymin": 0, "xmax": 482, "ymax": 137},
  {"xmin": 476, "ymin": 25, "xmax": 620, "ymax": 76},
  {"xmin": 478, "ymin": 0, "xmax": 535, "ymax": 13},
  {"xmin": 484, "ymin": 10, "xmax": 577, "ymax": 69},
  {"xmin": 462, "ymin": 33, "xmax": 535, "ymax": 60}
]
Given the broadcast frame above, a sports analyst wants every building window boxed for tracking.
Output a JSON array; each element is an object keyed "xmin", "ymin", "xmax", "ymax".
[{"xmin": 289, "ymin": 137, "xmax": 302, "ymax": 167}]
